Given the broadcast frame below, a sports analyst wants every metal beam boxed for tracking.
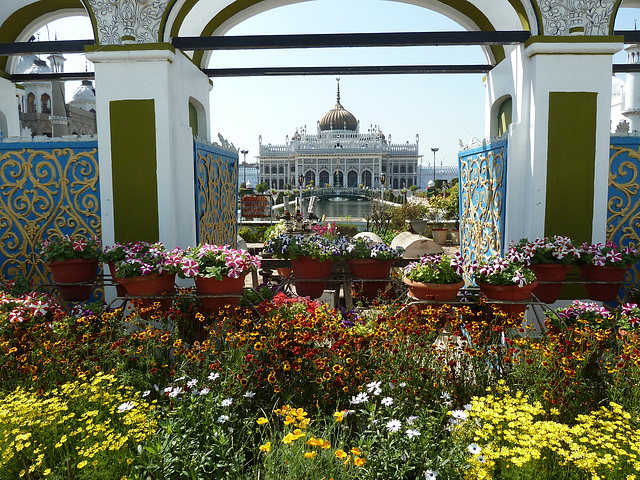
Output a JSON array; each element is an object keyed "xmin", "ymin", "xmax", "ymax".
[
  {"xmin": 203, "ymin": 65, "xmax": 492, "ymax": 77},
  {"xmin": 173, "ymin": 31, "xmax": 531, "ymax": 51},
  {"xmin": 0, "ymin": 40, "xmax": 94, "ymax": 56},
  {"xmin": 613, "ymin": 64, "xmax": 640, "ymax": 73},
  {"xmin": 11, "ymin": 72, "xmax": 95, "ymax": 82},
  {"xmin": 614, "ymin": 30, "xmax": 640, "ymax": 44}
]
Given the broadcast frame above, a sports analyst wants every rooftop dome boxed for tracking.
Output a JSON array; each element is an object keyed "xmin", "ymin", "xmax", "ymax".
[
  {"xmin": 319, "ymin": 81, "xmax": 358, "ymax": 131},
  {"xmin": 71, "ymin": 80, "xmax": 96, "ymax": 103}
]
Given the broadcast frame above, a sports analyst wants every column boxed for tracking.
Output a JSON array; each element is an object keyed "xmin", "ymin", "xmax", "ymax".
[{"xmin": 85, "ymin": 43, "xmax": 212, "ymax": 249}]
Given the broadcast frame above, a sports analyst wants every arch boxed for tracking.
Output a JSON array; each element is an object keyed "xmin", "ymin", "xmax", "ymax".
[
  {"xmin": 0, "ymin": 111, "xmax": 7, "ymax": 138},
  {"xmin": 188, "ymin": 97, "xmax": 207, "ymax": 139},
  {"xmin": 333, "ymin": 170, "xmax": 344, "ymax": 187},
  {"xmin": 347, "ymin": 170, "xmax": 358, "ymax": 188},
  {"xmin": 26, "ymin": 93, "xmax": 36, "ymax": 113},
  {"xmin": 393, "ymin": 165, "xmax": 398, "ymax": 174},
  {"xmin": 362, "ymin": 170, "xmax": 372, "ymax": 188},
  {"xmin": 41, "ymin": 93, "xmax": 51, "ymax": 114},
  {"xmin": 400, "ymin": 165, "xmax": 406, "ymax": 174},
  {"xmin": 278, "ymin": 178, "xmax": 284, "ymax": 189},
  {"xmin": 278, "ymin": 165, "xmax": 284, "ymax": 174},
  {"xmin": 393, "ymin": 178, "xmax": 399, "ymax": 189},
  {"xmin": 408, "ymin": 165, "xmax": 413, "ymax": 173},
  {"xmin": 319, "ymin": 170, "xmax": 330, "ymax": 188},
  {"xmin": 166, "ymin": 0, "xmax": 537, "ymax": 68},
  {"xmin": 271, "ymin": 165, "xmax": 277, "ymax": 174},
  {"xmin": 0, "ymin": 2, "xmax": 91, "ymax": 73},
  {"xmin": 304, "ymin": 170, "xmax": 315, "ymax": 186},
  {"xmin": 490, "ymin": 94, "xmax": 513, "ymax": 137}
]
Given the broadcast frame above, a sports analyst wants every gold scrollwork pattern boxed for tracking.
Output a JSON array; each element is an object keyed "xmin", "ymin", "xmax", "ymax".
[
  {"xmin": 0, "ymin": 145, "xmax": 102, "ymax": 292},
  {"xmin": 195, "ymin": 146, "xmax": 238, "ymax": 247},
  {"xmin": 459, "ymin": 144, "xmax": 506, "ymax": 267},
  {"xmin": 608, "ymin": 143, "xmax": 640, "ymax": 298}
]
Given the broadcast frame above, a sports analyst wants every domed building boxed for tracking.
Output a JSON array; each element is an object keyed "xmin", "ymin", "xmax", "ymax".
[
  {"xmin": 258, "ymin": 81, "xmax": 420, "ymax": 190},
  {"xmin": 17, "ymin": 55, "xmax": 96, "ymax": 138}
]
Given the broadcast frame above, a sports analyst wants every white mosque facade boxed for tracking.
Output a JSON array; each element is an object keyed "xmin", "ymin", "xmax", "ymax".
[{"xmin": 258, "ymin": 83, "xmax": 420, "ymax": 191}]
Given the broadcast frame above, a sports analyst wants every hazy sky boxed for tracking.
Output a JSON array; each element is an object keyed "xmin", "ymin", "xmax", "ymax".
[{"xmin": 38, "ymin": 2, "xmax": 640, "ymax": 167}]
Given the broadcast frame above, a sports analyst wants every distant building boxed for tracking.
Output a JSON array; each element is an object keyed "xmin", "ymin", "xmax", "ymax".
[
  {"xmin": 16, "ymin": 54, "xmax": 96, "ymax": 138},
  {"xmin": 258, "ymin": 81, "xmax": 420, "ymax": 190}
]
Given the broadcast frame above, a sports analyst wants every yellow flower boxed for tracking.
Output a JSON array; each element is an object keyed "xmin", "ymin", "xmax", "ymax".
[
  {"xmin": 282, "ymin": 433, "xmax": 297, "ymax": 444},
  {"xmin": 354, "ymin": 457, "xmax": 366, "ymax": 466},
  {"xmin": 306, "ymin": 437, "xmax": 324, "ymax": 447},
  {"xmin": 77, "ymin": 460, "xmax": 88, "ymax": 469},
  {"xmin": 259, "ymin": 442, "xmax": 271, "ymax": 453},
  {"xmin": 303, "ymin": 451, "xmax": 317, "ymax": 459},
  {"xmin": 256, "ymin": 417, "xmax": 269, "ymax": 425},
  {"xmin": 335, "ymin": 449, "xmax": 347, "ymax": 460},
  {"xmin": 351, "ymin": 447, "xmax": 361, "ymax": 456}
]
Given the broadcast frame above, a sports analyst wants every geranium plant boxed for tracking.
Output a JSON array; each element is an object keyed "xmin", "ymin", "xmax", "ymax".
[
  {"xmin": 40, "ymin": 234, "xmax": 100, "ymax": 263},
  {"xmin": 545, "ymin": 300, "xmax": 613, "ymax": 330},
  {"xmin": 471, "ymin": 253, "xmax": 536, "ymax": 287},
  {"xmin": 344, "ymin": 237, "xmax": 403, "ymax": 261},
  {"xmin": 578, "ymin": 242, "xmax": 640, "ymax": 267},
  {"xmin": 510, "ymin": 236, "xmax": 580, "ymax": 266},
  {"xmin": 180, "ymin": 244, "xmax": 261, "ymax": 280},
  {"xmin": 403, "ymin": 253, "xmax": 464, "ymax": 284},
  {"xmin": 112, "ymin": 241, "xmax": 184, "ymax": 278}
]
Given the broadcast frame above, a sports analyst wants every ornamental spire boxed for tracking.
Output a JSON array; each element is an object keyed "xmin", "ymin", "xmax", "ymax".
[{"xmin": 336, "ymin": 77, "xmax": 341, "ymax": 104}]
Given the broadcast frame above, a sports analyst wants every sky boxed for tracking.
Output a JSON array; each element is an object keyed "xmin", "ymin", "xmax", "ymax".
[{"xmin": 36, "ymin": 2, "xmax": 640, "ymax": 168}]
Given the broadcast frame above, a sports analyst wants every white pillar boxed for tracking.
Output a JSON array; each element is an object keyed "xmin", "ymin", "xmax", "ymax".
[{"xmin": 86, "ymin": 44, "xmax": 212, "ymax": 249}]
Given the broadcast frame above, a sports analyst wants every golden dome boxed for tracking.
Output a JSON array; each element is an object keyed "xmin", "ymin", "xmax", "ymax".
[{"xmin": 319, "ymin": 81, "xmax": 358, "ymax": 131}]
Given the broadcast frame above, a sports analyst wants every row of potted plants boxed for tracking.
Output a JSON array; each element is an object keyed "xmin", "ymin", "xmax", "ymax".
[{"xmin": 41, "ymin": 235, "xmax": 261, "ymax": 308}]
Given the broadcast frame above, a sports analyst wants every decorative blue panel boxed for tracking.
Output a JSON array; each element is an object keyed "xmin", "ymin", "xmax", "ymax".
[
  {"xmin": 458, "ymin": 139, "xmax": 507, "ymax": 266},
  {"xmin": 609, "ymin": 136, "xmax": 640, "ymax": 301},
  {"xmin": 0, "ymin": 141, "xmax": 100, "ymax": 288},
  {"xmin": 194, "ymin": 141, "xmax": 238, "ymax": 247}
]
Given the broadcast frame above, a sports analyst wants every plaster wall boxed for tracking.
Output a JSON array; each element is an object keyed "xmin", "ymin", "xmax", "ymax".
[
  {"xmin": 0, "ymin": 77, "xmax": 23, "ymax": 137},
  {"xmin": 86, "ymin": 47, "xmax": 212, "ymax": 250}
]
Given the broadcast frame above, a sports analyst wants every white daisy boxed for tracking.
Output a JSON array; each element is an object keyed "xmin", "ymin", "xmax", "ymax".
[
  {"xmin": 221, "ymin": 397, "xmax": 234, "ymax": 407},
  {"xmin": 406, "ymin": 429, "xmax": 421, "ymax": 439},
  {"xmin": 467, "ymin": 443, "xmax": 482, "ymax": 455},
  {"xmin": 425, "ymin": 470, "xmax": 438, "ymax": 480},
  {"xmin": 117, "ymin": 401, "xmax": 135, "ymax": 413},
  {"xmin": 386, "ymin": 419, "xmax": 402, "ymax": 433},
  {"xmin": 208, "ymin": 372, "xmax": 220, "ymax": 381},
  {"xmin": 381, "ymin": 396, "xmax": 394, "ymax": 406},
  {"xmin": 217, "ymin": 414, "xmax": 229, "ymax": 423},
  {"xmin": 244, "ymin": 391, "xmax": 256, "ymax": 398}
]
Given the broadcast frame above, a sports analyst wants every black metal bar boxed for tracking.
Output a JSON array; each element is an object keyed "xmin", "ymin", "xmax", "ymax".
[
  {"xmin": 613, "ymin": 64, "xmax": 640, "ymax": 73},
  {"xmin": 614, "ymin": 30, "xmax": 640, "ymax": 44},
  {"xmin": 0, "ymin": 40, "xmax": 94, "ymax": 56},
  {"xmin": 174, "ymin": 31, "xmax": 531, "ymax": 51},
  {"xmin": 11, "ymin": 72, "xmax": 95, "ymax": 82},
  {"xmin": 203, "ymin": 65, "xmax": 491, "ymax": 77}
]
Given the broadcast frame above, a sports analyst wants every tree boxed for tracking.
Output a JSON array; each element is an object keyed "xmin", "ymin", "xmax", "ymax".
[{"xmin": 255, "ymin": 182, "xmax": 268, "ymax": 193}]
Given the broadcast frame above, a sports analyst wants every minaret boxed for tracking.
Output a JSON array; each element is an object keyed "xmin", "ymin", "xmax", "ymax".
[{"xmin": 622, "ymin": 44, "xmax": 640, "ymax": 133}]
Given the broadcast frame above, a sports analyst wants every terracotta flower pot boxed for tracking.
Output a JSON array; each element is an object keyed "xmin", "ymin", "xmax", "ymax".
[
  {"xmin": 403, "ymin": 277, "xmax": 464, "ymax": 302},
  {"xmin": 579, "ymin": 264, "xmax": 629, "ymax": 302},
  {"xmin": 48, "ymin": 258, "xmax": 98, "ymax": 302},
  {"xmin": 107, "ymin": 262, "xmax": 127, "ymax": 297},
  {"xmin": 195, "ymin": 274, "xmax": 246, "ymax": 312},
  {"xmin": 277, "ymin": 268, "xmax": 293, "ymax": 278},
  {"xmin": 528, "ymin": 263, "xmax": 571, "ymax": 304},
  {"xmin": 290, "ymin": 256, "xmax": 334, "ymax": 299},
  {"xmin": 347, "ymin": 259, "xmax": 395, "ymax": 301},
  {"xmin": 116, "ymin": 272, "xmax": 176, "ymax": 317},
  {"xmin": 478, "ymin": 281, "xmax": 538, "ymax": 316},
  {"xmin": 432, "ymin": 228, "xmax": 448, "ymax": 245}
]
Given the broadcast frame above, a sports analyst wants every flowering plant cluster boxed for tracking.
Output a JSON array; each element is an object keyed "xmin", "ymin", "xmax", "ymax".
[
  {"xmin": 510, "ymin": 236, "xmax": 580, "ymax": 266},
  {"xmin": 0, "ymin": 291, "xmax": 63, "ymax": 326},
  {"xmin": 344, "ymin": 237, "xmax": 403, "ymax": 261},
  {"xmin": 403, "ymin": 253, "xmax": 464, "ymax": 284},
  {"xmin": 578, "ymin": 241, "xmax": 640, "ymax": 267},
  {"xmin": 40, "ymin": 234, "xmax": 100, "ymax": 263},
  {"xmin": 181, "ymin": 244, "xmax": 260, "ymax": 280},
  {"xmin": 263, "ymin": 233, "xmax": 347, "ymax": 261},
  {"xmin": 470, "ymin": 253, "xmax": 536, "ymax": 287},
  {"xmin": 545, "ymin": 300, "xmax": 613, "ymax": 330},
  {"xmin": 111, "ymin": 241, "xmax": 184, "ymax": 278},
  {"xmin": 616, "ymin": 303, "xmax": 640, "ymax": 332}
]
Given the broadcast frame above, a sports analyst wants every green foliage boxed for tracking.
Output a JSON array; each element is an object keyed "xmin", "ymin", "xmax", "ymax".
[
  {"xmin": 40, "ymin": 235, "xmax": 100, "ymax": 263},
  {"xmin": 239, "ymin": 226, "xmax": 270, "ymax": 243},
  {"xmin": 255, "ymin": 182, "xmax": 269, "ymax": 193},
  {"xmin": 388, "ymin": 202, "xmax": 431, "ymax": 231},
  {"xmin": 335, "ymin": 223, "xmax": 360, "ymax": 238}
]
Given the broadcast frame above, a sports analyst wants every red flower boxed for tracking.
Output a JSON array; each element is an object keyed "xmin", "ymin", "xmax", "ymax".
[{"xmin": 72, "ymin": 239, "xmax": 87, "ymax": 251}]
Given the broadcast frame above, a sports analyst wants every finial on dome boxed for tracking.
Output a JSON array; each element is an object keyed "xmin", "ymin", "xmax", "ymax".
[{"xmin": 336, "ymin": 78, "xmax": 341, "ymax": 104}]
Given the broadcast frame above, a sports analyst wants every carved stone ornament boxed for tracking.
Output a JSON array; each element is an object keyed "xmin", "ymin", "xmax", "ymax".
[
  {"xmin": 538, "ymin": 0, "xmax": 616, "ymax": 36},
  {"xmin": 616, "ymin": 120, "xmax": 631, "ymax": 133},
  {"xmin": 85, "ymin": 0, "xmax": 171, "ymax": 45}
]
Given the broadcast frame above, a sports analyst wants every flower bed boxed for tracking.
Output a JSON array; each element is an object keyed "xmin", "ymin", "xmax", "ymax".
[{"xmin": 2, "ymin": 235, "xmax": 640, "ymax": 478}]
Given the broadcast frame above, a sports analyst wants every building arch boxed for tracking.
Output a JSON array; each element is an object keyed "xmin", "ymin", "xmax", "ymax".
[
  {"xmin": 347, "ymin": 170, "xmax": 358, "ymax": 188},
  {"xmin": 319, "ymin": 170, "xmax": 330, "ymax": 187},
  {"xmin": 41, "ymin": 93, "xmax": 51, "ymax": 113},
  {"xmin": 362, "ymin": 169, "xmax": 372, "ymax": 188},
  {"xmin": 26, "ymin": 93, "xmax": 36, "ymax": 113}
]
